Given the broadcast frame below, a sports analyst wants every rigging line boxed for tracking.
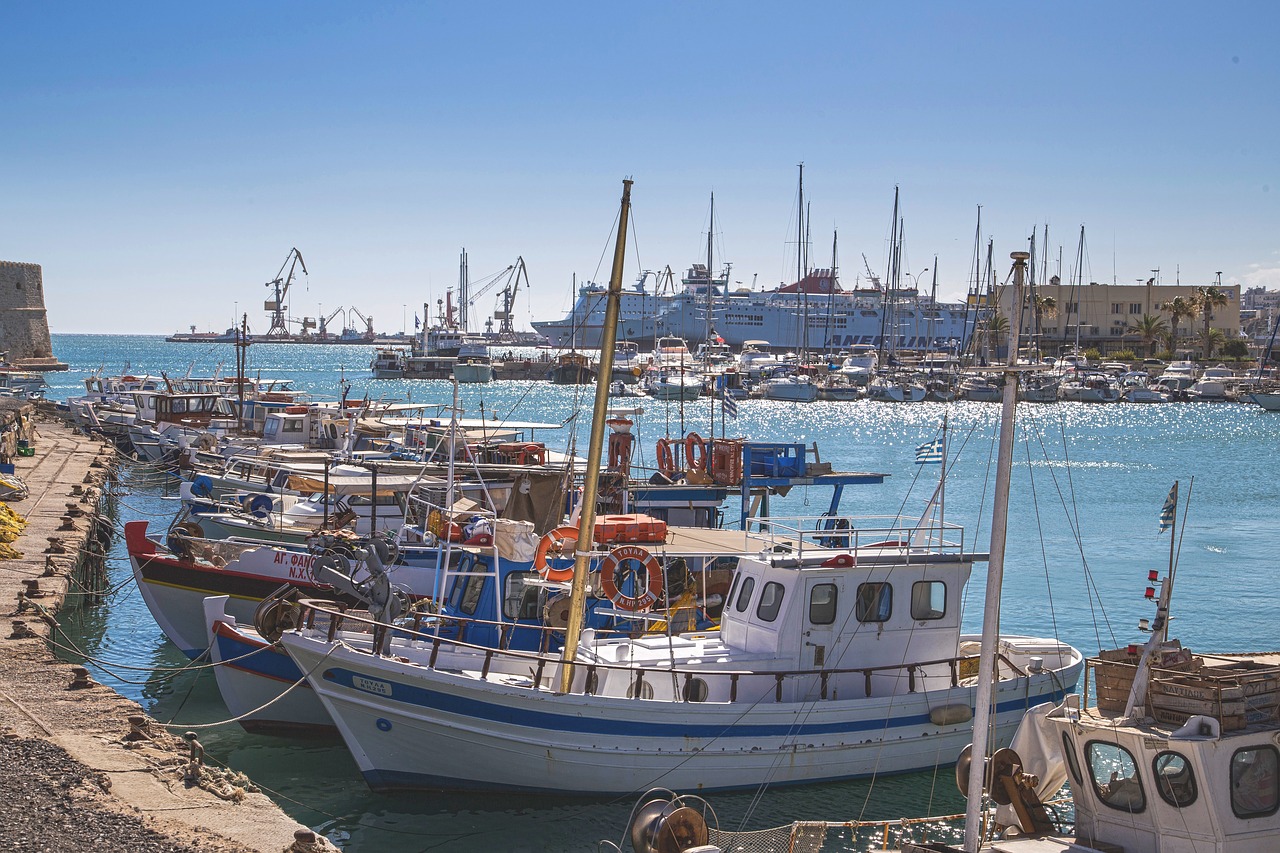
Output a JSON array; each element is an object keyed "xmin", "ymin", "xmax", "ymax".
[
  {"xmin": 1044, "ymin": 409, "xmax": 1118, "ymax": 651},
  {"xmin": 1019, "ymin": 410, "xmax": 1061, "ymax": 645}
]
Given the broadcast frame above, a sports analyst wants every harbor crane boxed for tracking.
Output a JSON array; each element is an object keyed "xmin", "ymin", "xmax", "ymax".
[
  {"xmin": 317, "ymin": 307, "xmax": 345, "ymax": 338},
  {"xmin": 348, "ymin": 306, "xmax": 375, "ymax": 339},
  {"xmin": 264, "ymin": 248, "xmax": 307, "ymax": 337},
  {"xmin": 462, "ymin": 256, "xmax": 529, "ymax": 335}
]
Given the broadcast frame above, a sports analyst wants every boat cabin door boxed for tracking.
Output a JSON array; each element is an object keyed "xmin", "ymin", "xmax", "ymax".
[{"xmin": 802, "ymin": 577, "xmax": 844, "ymax": 671}]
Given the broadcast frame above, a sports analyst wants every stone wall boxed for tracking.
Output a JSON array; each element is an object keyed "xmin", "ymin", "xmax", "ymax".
[{"xmin": 0, "ymin": 261, "xmax": 55, "ymax": 361}]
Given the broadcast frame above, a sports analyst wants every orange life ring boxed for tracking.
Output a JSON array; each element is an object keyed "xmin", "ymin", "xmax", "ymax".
[
  {"xmin": 534, "ymin": 526, "xmax": 580, "ymax": 582},
  {"xmin": 520, "ymin": 443, "xmax": 546, "ymax": 465},
  {"xmin": 656, "ymin": 438, "xmax": 676, "ymax": 475},
  {"xmin": 684, "ymin": 432, "xmax": 706, "ymax": 471},
  {"xmin": 599, "ymin": 545, "xmax": 663, "ymax": 612}
]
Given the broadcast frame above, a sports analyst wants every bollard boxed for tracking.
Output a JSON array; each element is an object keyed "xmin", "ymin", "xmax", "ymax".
[
  {"xmin": 69, "ymin": 666, "xmax": 94, "ymax": 689},
  {"xmin": 8, "ymin": 621, "xmax": 36, "ymax": 640}
]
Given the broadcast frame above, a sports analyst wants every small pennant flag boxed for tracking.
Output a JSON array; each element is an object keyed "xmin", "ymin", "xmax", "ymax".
[
  {"xmin": 1159, "ymin": 483, "xmax": 1177, "ymax": 533},
  {"xmin": 915, "ymin": 438, "xmax": 943, "ymax": 464}
]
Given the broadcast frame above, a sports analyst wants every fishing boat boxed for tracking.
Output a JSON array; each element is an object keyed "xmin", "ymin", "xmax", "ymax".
[
  {"xmin": 452, "ymin": 336, "xmax": 493, "ymax": 383},
  {"xmin": 278, "ymin": 191, "xmax": 1082, "ymax": 795},
  {"xmin": 369, "ymin": 347, "xmax": 405, "ymax": 379},
  {"xmin": 759, "ymin": 369, "xmax": 819, "ymax": 402}
]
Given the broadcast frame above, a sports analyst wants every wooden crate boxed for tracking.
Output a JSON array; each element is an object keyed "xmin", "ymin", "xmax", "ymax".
[
  {"xmin": 1090, "ymin": 643, "xmax": 1197, "ymax": 712},
  {"xmin": 1148, "ymin": 659, "xmax": 1280, "ymax": 730}
]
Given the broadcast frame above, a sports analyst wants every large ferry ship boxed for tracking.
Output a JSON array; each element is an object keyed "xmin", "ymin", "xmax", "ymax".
[{"xmin": 534, "ymin": 263, "xmax": 979, "ymax": 353}]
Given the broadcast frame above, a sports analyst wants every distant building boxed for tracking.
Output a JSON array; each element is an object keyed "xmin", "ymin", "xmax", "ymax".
[
  {"xmin": 0, "ymin": 261, "xmax": 68, "ymax": 370},
  {"xmin": 997, "ymin": 277, "xmax": 1240, "ymax": 356}
]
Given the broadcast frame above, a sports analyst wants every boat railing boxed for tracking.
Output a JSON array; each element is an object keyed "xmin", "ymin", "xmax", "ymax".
[
  {"xmin": 291, "ymin": 598, "xmax": 1024, "ymax": 702},
  {"xmin": 749, "ymin": 515, "xmax": 967, "ymax": 557}
]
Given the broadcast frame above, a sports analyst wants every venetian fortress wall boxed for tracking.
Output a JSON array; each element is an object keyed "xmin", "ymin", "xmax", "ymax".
[{"xmin": 0, "ymin": 261, "xmax": 55, "ymax": 362}]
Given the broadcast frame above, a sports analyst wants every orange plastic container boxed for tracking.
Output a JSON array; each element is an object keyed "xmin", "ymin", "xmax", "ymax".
[{"xmin": 593, "ymin": 513, "xmax": 668, "ymax": 545}]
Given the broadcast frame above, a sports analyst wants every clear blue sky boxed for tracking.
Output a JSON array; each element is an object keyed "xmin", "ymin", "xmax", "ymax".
[{"xmin": 3, "ymin": 1, "xmax": 1277, "ymax": 334}]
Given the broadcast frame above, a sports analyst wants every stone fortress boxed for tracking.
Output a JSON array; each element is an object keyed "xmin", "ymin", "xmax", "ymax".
[{"xmin": 0, "ymin": 261, "xmax": 67, "ymax": 370}]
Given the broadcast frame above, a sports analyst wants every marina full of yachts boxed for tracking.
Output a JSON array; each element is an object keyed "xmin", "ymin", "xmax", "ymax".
[{"xmin": 371, "ymin": 335, "xmax": 1280, "ymax": 408}]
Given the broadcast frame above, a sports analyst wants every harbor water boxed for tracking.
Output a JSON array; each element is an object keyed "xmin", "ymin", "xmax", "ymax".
[{"xmin": 45, "ymin": 333, "xmax": 1280, "ymax": 851}]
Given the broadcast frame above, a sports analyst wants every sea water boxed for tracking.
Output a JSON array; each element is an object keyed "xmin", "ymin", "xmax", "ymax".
[{"xmin": 44, "ymin": 334, "xmax": 1280, "ymax": 851}]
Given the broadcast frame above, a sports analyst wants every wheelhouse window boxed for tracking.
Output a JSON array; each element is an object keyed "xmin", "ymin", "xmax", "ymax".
[
  {"xmin": 809, "ymin": 583, "xmax": 837, "ymax": 625},
  {"xmin": 855, "ymin": 582, "xmax": 892, "ymax": 622},
  {"xmin": 755, "ymin": 582, "xmax": 784, "ymax": 622},
  {"xmin": 734, "ymin": 576, "xmax": 756, "ymax": 613},
  {"xmin": 1087, "ymin": 741, "xmax": 1146, "ymax": 813},
  {"xmin": 910, "ymin": 581, "xmax": 946, "ymax": 620},
  {"xmin": 1153, "ymin": 751, "xmax": 1197, "ymax": 809},
  {"xmin": 453, "ymin": 574, "xmax": 486, "ymax": 616},
  {"xmin": 1231, "ymin": 746, "xmax": 1279, "ymax": 818},
  {"xmin": 502, "ymin": 571, "xmax": 539, "ymax": 620},
  {"xmin": 1062, "ymin": 733, "xmax": 1083, "ymax": 785}
]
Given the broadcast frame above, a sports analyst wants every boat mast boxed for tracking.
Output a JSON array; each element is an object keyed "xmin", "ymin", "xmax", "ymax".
[
  {"xmin": 962, "ymin": 251, "xmax": 1028, "ymax": 852},
  {"xmin": 707, "ymin": 192, "xmax": 715, "ymax": 440},
  {"xmin": 559, "ymin": 179, "xmax": 633, "ymax": 693},
  {"xmin": 797, "ymin": 163, "xmax": 806, "ymax": 359},
  {"xmin": 879, "ymin": 187, "xmax": 900, "ymax": 361}
]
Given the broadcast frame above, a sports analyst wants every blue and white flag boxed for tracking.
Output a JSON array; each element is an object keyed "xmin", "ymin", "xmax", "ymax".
[
  {"xmin": 722, "ymin": 391, "xmax": 738, "ymax": 420},
  {"xmin": 414, "ymin": 314, "xmax": 421, "ymax": 329},
  {"xmin": 1159, "ymin": 483, "xmax": 1177, "ymax": 533},
  {"xmin": 915, "ymin": 438, "xmax": 944, "ymax": 464}
]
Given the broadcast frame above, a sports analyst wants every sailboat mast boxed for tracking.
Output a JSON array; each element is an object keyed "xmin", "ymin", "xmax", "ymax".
[
  {"xmin": 559, "ymin": 179, "xmax": 634, "ymax": 693},
  {"xmin": 962, "ymin": 251, "xmax": 1029, "ymax": 852},
  {"xmin": 707, "ymin": 192, "xmax": 715, "ymax": 438}
]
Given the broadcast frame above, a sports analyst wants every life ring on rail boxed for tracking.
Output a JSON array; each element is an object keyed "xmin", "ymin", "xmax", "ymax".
[
  {"xmin": 684, "ymin": 432, "xmax": 706, "ymax": 472},
  {"xmin": 599, "ymin": 545, "xmax": 663, "ymax": 612},
  {"xmin": 519, "ymin": 443, "xmax": 546, "ymax": 465},
  {"xmin": 534, "ymin": 526, "xmax": 580, "ymax": 582},
  {"xmin": 656, "ymin": 438, "xmax": 676, "ymax": 475}
]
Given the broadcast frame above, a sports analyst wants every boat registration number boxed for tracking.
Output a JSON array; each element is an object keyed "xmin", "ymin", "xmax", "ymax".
[{"xmin": 353, "ymin": 676, "xmax": 392, "ymax": 697}]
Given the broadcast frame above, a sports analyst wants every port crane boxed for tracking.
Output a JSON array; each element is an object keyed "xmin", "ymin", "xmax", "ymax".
[
  {"xmin": 264, "ymin": 248, "xmax": 307, "ymax": 337},
  {"xmin": 347, "ymin": 306, "xmax": 375, "ymax": 339},
  {"xmin": 317, "ymin": 307, "xmax": 345, "ymax": 338},
  {"xmin": 462, "ymin": 257, "xmax": 529, "ymax": 335}
]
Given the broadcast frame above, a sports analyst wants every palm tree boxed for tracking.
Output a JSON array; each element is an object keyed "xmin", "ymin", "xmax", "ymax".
[
  {"xmin": 1195, "ymin": 286, "xmax": 1229, "ymax": 360},
  {"xmin": 1126, "ymin": 314, "xmax": 1169, "ymax": 357},
  {"xmin": 1031, "ymin": 295, "xmax": 1057, "ymax": 355},
  {"xmin": 1159, "ymin": 296, "xmax": 1197, "ymax": 355},
  {"xmin": 1199, "ymin": 327, "xmax": 1225, "ymax": 360},
  {"xmin": 982, "ymin": 313, "xmax": 1009, "ymax": 361}
]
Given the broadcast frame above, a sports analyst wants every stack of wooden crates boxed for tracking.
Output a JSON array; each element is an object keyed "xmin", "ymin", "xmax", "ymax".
[{"xmin": 1089, "ymin": 642, "xmax": 1280, "ymax": 731}]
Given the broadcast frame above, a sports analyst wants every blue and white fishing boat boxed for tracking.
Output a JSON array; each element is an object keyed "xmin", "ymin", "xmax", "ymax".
[{"xmin": 278, "ymin": 194, "xmax": 1081, "ymax": 796}]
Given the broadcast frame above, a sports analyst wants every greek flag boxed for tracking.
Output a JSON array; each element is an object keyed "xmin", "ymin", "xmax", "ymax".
[
  {"xmin": 722, "ymin": 390, "xmax": 738, "ymax": 420},
  {"xmin": 915, "ymin": 438, "xmax": 943, "ymax": 464},
  {"xmin": 1159, "ymin": 483, "xmax": 1177, "ymax": 533}
]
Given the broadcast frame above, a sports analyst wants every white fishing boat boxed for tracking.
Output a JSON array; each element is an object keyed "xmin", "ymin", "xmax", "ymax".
[
  {"xmin": 958, "ymin": 374, "xmax": 1003, "ymax": 403},
  {"xmin": 1248, "ymin": 390, "xmax": 1280, "ymax": 411},
  {"xmin": 370, "ymin": 347, "xmax": 405, "ymax": 379},
  {"xmin": 866, "ymin": 373, "xmax": 927, "ymax": 402},
  {"xmin": 279, "ymin": 205, "xmax": 1082, "ymax": 796},
  {"xmin": 452, "ymin": 336, "xmax": 493, "ymax": 383},
  {"xmin": 836, "ymin": 345, "xmax": 879, "ymax": 385},
  {"xmin": 759, "ymin": 370, "xmax": 819, "ymax": 402},
  {"xmin": 1058, "ymin": 372, "xmax": 1119, "ymax": 403}
]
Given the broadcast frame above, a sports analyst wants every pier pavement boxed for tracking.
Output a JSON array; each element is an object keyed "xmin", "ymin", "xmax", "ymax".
[{"xmin": 0, "ymin": 410, "xmax": 319, "ymax": 853}]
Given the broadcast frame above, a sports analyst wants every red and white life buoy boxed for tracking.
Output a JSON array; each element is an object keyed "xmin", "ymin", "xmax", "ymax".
[
  {"xmin": 599, "ymin": 544, "xmax": 663, "ymax": 612},
  {"xmin": 534, "ymin": 526, "xmax": 580, "ymax": 582},
  {"xmin": 656, "ymin": 438, "xmax": 676, "ymax": 475},
  {"xmin": 684, "ymin": 432, "xmax": 706, "ymax": 472}
]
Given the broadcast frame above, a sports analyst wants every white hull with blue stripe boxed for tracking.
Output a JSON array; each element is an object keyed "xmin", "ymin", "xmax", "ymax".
[{"xmin": 280, "ymin": 523, "xmax": 1083, "ymax": 794}]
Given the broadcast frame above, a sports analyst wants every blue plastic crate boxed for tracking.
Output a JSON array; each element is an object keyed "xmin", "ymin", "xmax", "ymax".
[{"xmin": 744, "ymin": 442, "xmax": 805, "ymax": 478}]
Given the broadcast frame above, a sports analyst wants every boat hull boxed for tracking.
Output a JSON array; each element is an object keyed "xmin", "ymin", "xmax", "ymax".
[{"xmin": 282, "ymin": 633, "xmax": 1081, "ymax": 794}]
